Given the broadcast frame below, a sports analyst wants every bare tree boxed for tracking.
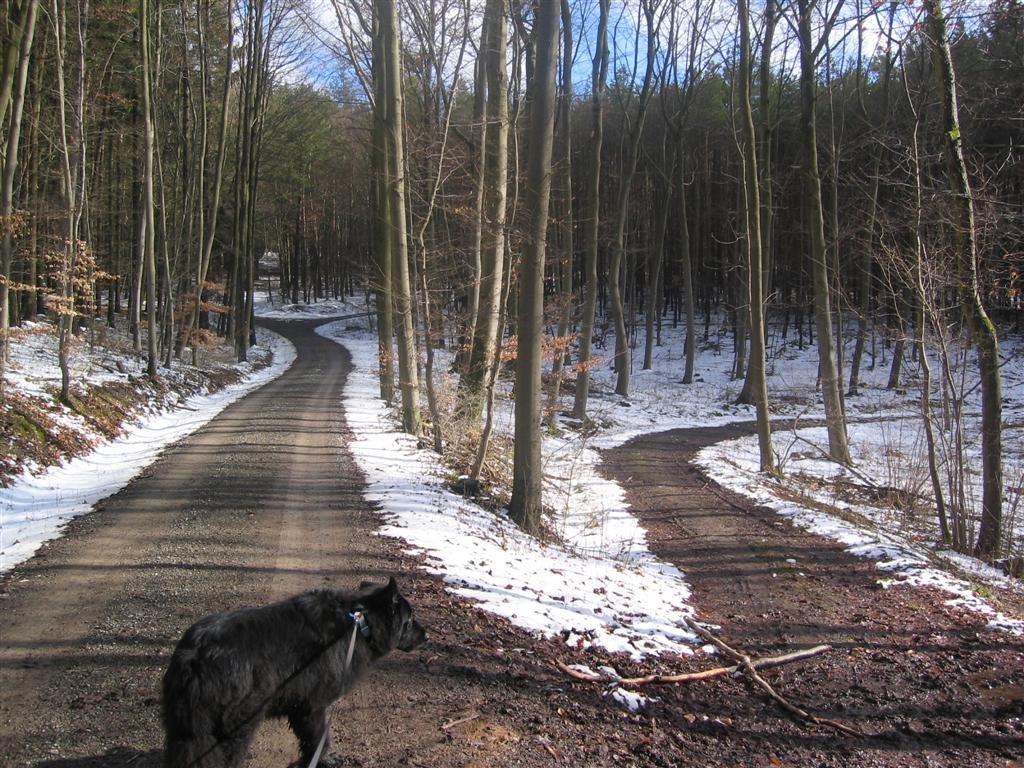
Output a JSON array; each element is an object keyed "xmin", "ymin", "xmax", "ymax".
[
  {"xmin": 464, "ymin": 0, "xmax": 508, "ymax": 411},
  {"xmin": 545, "ymin": 0, "xmax": 575, "ymax": 417},
  {"xmin": 180, "ymin": 0, "xmax": 234, "ymax": 367},
  {"xmin": 737, "ymin": 0, "xmax": 774, "ymax": 472},
  {"xmin": 510, "ymin": 0, "xmax": 558, "ymax": 534},
  {"xmin": 791, "ymin": 0, "xmax": 851, "ymax": 464},
  {"xmin": 370, "ymin": 7, "xmax": 394, "ymax": 401},
  {"xmin": 0, "ymin": 0, "xmax": 40, "ymax": 392},
  {"xmin": 50, "ymin": 0, "xmax": 89, "ymax": 404},
  {"xmin": 924, "ymin": 0, "xmax": 1004, "ymax": 559},
  {"xmin": 379, "ymin": 0, "xmax": 420, "ymax": 434},
  {"xmin": 571, "ymin": 0, "xmax": 609, "ymax": 420},
  {"xmin": 140, "ymin": 0, "xmax": 158, "ymax": 378},
  {"xmin": 608, "ymin": 0, "xmax": 660, "ymax": 398}
]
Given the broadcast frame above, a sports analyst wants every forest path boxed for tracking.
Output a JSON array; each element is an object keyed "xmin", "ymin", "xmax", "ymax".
[{"xmin": 601, "ymin": 423, "xmax": 1024, "ymax": 765}]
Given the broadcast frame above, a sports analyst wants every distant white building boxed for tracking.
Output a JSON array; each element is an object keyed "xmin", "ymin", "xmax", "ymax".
[{"xmin": 259, "ymin": 251, "xmax": 280, "ymax": 275}]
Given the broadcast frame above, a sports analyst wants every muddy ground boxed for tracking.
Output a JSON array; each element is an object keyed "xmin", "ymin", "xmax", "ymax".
[{"xmin": 1, "ymin": 319, "xmax": 1021, "ymax": 767}]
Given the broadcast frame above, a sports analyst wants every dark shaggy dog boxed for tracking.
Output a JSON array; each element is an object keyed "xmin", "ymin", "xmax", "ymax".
[{"xmin": 162, "ymin": 578, "xmax": 426, "ymax": 768}]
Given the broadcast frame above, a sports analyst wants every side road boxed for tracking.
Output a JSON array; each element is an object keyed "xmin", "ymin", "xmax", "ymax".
[{"xmin": 602, "ymin": 425, "xmax": 1024, "ymax": 765}]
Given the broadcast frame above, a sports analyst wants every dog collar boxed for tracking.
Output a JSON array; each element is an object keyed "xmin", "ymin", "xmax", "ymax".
[{"xmin": 348, "ymin": 609, "xmax": 372, "ymax": 639}]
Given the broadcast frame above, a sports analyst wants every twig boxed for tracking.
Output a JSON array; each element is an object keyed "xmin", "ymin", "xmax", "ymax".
[
  {"xmin": 557, "ymin": 644, "xmax": 830, "ymax": 687},
  {"xmin": 441, "ymin": 711, "xmax": 480, "ymax": 731},
  {"xmin": 683, "ymin": 618, "xmax": 862, "ymax": 737},
  {"xmin": 788, "ymin": 433, "xmax": 880, "ymax": 491}
]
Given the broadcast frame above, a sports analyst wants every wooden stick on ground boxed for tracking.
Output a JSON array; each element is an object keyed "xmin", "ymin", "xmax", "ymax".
[
  {"xmin": 557, "ymin": 644, "xmax": 831, "ymax": 687},
  {"xmin": 683, "ymin": 618, "xmax": 861, "ymax": 737},
  {"xmin": 441, "ymin": 711, "xmax": 480, "ymax": 731}
]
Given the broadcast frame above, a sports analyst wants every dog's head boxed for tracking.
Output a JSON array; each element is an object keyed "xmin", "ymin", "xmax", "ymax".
[{"xmin": 360, "ymin": 577, "xmax": 427, "ymax": 653}]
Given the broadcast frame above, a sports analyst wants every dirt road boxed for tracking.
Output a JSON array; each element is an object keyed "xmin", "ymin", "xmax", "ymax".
[{"xmin": 2, "ymin": 323, "xmax": 1022, "ymax": 767}]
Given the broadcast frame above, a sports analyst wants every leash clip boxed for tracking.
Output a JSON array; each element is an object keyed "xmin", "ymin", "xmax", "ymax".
[{"xmin": 347, "ymin": 609, "xmax": 371, "ymax": 639}]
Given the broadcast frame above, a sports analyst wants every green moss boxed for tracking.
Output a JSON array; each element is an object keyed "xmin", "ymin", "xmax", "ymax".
[
  {"xmin": 973, "ymin": 583, "xmax": 995, "ymax": 599},
  {"xmin": 10, "ymin": 412, "xmax": 46, "ymax": 442}
]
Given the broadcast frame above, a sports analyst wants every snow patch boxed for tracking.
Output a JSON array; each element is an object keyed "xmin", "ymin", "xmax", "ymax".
[
  {"xmin": 695, "ymin": 429, "xmax": 1024, "ymax": 635},
  {"xmin": 318, "ymin": 322, "xmax": 699, "ymax": 660}
]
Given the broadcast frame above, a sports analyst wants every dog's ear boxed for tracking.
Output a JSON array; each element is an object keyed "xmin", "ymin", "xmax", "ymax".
[{"xmin": 387, "ymin": 576, "xmax": 399, "ymax": 602}]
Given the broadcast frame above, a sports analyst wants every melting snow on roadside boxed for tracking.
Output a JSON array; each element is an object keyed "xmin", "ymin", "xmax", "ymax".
[
  {"xmin": 318, "ymin": 322, "xmax": 698, "ymax": 659},
  {"xmin": 695, "ymin": 428, "xmax": 1024, "ymax": 635},
  {"xmin": 0, "ymin": 329, "xmax": 296, "ymax": 572}
]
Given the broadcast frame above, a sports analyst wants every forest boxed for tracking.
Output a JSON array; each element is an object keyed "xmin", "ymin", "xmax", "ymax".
[{"xmin": 3, "ymin": 0, "xmax": 1020, "ymax": 556}]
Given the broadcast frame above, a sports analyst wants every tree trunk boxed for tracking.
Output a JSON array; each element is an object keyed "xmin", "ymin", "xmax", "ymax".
[
  {"xmin": 609, "ymin": 0, "xmax": 657, "ymax": 398},
  {"xmin": 184, "ymin": 0, "xmax": 232, "ymax": 366},
  {"xmin": 0, "ymin": 0, "xmax": 39, "ymax": 392},
  {"xmin": 379, "ymin": 0, "xmax": 420, "ymax": 435},
  {"xmin": 460, "ymin": 38, "xmax": 487, "ymax": 375},
  {"xmin": 797, "ymin": 0, "xmax": 850, "ymax": 464},
  {"xmin": 140, "ymin": 0, "xmax": 158, "ymax": 378},
  {"xmin": 371, "ymin": 11, "xmax": 394, "ymax": 401},
  {"xmin": 677, "ymin": 139, "xmax": 696, "ymax": 384},
  {"xmin": 758, "ymin": 0, "xmax": 777, "ymax": 308},
  {"xmin": 925, "ymin": 0, "xmax": 1003, "ymax": 559},
  {"xmin": 643, "ymin": 143, "xmax": 669, "ymax": 371},
  {"xmin": 510, "ymin": 0, "xmax": 558, "ymax": 535},
  {"xmin": 546, "ymin": 0, "xmax": 574, "ymax": 417},
  {"xmin": 571, "ymin": 0, "xmax": 608, "ymax": 420},
  {"xmin": 51, "ymin": 0, "xmax": 88, "ymax": 405},
  {"xmin": 737, "ymin": 0, "xmax": 774, "ymax": 472},
  {"xmin": 464, "ymin": 0, "xmax": 508, "ymax": 408},
  {"xmin": 903, "ymin": 83, "xmax": 950, "ymax": 546}
]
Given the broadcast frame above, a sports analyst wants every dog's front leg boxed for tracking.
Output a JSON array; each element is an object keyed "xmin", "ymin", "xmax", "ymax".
[{"xmin": 287, "ymin": 707, "xmax": 344, "ymax": 767}]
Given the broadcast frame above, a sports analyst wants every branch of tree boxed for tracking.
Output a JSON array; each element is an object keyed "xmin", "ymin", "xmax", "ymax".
[
  {"xmin": 557, "ymin": 643, "xmax": 831, "ymax": 686},
  {"xmin": 683, "ymin": 618, "xmax": 862, "ymax": 737}
]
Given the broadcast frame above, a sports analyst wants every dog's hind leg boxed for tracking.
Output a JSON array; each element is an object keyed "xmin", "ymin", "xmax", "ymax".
[{"xmin": 222, "ymin": 733, "xmax": 257, "ymax": 768}]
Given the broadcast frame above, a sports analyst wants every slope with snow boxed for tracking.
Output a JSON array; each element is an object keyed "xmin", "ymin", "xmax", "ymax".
[{"xmin": 0, "ymin": 327, "xmax": 296, "ymax": 572}]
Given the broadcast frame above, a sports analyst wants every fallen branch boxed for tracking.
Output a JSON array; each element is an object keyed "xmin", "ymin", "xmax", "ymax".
[
  {"xmin": 683, "ymin": 618, "xmax": 862, "ymax": 737},
  {"xmin": 441, "ymin": 711, "xmax": 480, "ymax": 731},
  {"xmin": 557, "ymin": 644, "xmax": 831, "ymax": 687}
]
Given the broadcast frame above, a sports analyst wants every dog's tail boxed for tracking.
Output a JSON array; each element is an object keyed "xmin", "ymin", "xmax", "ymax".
[{"xmin": 162, "ymin": 645, "xmax": 219, "ymax": 768}]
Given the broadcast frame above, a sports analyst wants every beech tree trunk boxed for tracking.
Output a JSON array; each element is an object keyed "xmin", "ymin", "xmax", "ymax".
[
  {"xmin": 546, "ymin": 0, "xmax": 574, "ymax": 415},
  {"xmin": 140, "ymin": 0, "xmax": 158, "ymax": 378},
  {"xmin": 737, "ymin": 0, "xmax": 774, "ymax": 472},
  {"xmin": 464, "ymin": 0, "xmax": 508, "ymax": 409},
  {"xmin": 571, "ymin": 0, "xmax": 609, "ymax": 420},
  {"xmin": 183, "ymin": 0, "xmax": 232, "ymax": 366},
  {"xmin": 797, "ymin": 0, "xmax": 850, "ymax": 464},
  {"xmin": 371, "ymin": 11, "xmax": 394, "ymax": 401},
  {"xmin": 379, "ymin": 0, "xmax": 420, "ymax": 435},
  {"xmin": 510, "ymin": 0, "xmax": 558, "ymax": 535},
  {"xmin": 0, "ymin": 0, "xmax": 39, "ymax": 390},
  {"xmin": 609, "ymin": 0, "xmax": 657, "ymax": 398}
]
